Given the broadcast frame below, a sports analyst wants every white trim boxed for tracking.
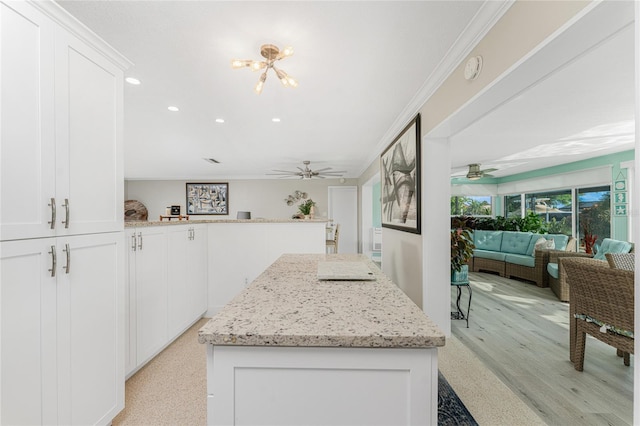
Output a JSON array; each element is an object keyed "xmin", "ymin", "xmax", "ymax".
[{"xmin": 28, "ymin": 0, "xmax": 133, "ymax": 70}]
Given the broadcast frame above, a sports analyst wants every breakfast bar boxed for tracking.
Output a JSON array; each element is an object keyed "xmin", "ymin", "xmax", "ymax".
[{"xmin": 198, "ymin": 253, "xmax": 445, "ymax": 425}]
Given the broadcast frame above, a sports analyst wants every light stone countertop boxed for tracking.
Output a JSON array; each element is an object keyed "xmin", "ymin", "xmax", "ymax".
[
  {"xmin": 125, "ymin": 218, "xmax": 328, "ymax": 227},
  {"xmin": 198, "ymin": 253, "xmax": 445, "ymax": 348}
]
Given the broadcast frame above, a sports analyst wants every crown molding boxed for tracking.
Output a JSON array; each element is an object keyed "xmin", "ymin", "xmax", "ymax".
[
  {"xmin": 356, "ymin": 0, "xmax": 515, "ymax": 177},
  {"xmin": 29, "ymin": 0, "xmax": 133, "ymax": 70}
]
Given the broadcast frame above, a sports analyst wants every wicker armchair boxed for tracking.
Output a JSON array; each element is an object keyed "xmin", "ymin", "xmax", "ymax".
[
  {"xmin": 562, "ymin": 256, "xmax": 634, "ymax": 371},
  {"xmin": 548, "ymin": 250, "xmax": 593, "ymax": 302}
]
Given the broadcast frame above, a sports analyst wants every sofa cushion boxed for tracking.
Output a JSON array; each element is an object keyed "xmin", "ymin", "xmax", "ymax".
[
  {"xmin": 500, "ymin": 231, "xmax": 533, "ymax": 255},
  {"xmin": 593, "ymin": 238, "xmax": 633, "ymax": 261},
  {"xmin": 505, "ymin": 253, "xmax": 535, "ymax": 268},
  {"xmin": 547, "ymin": 262, "xmax": 559, "ymax": 279},
  {"xmin": 473, "ymin": 249, "xmax": 506, "ymax": 261},
  {"xmin": 473, "ymin": 230, "xmax": 503, "ymax": 252}
]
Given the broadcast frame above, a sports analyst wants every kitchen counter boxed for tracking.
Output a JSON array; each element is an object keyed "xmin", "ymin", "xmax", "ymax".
[
  {"xmin": 125, "ymin": 218, "xmax": 327, "ymax": 227},
  {"xmin": 199, "ymin": 253, "xmax": 444, "ymax": 425},
  {"xmin": 198, "ymin": 253, "xmax": 444, "ymax": 348}
]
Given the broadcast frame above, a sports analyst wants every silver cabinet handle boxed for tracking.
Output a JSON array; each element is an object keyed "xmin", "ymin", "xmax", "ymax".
[
  {"xmin": 62, "ymin": 198, "xmax": 70, "ymax": 228},
  {"xmin": 48, "ymin": 245, "xmax": 56, "ymax": 277},
  {"xmin": 48, "ymin": 198, "xmax": 56, "ymax": 229},
  {"xmin": 63, "ymin": 243, "xmax": 70, "ymax": 274},
  {"xmin": 137, "ymin": 232, "xmax": 142, "ymax": 250},
  {"xmin": 189, "ymin": 228, "xmax": 194, "ymax": 240},
  {"xmin": 131, "ymin": 234, "xmax": 137, "ymax": 251}
]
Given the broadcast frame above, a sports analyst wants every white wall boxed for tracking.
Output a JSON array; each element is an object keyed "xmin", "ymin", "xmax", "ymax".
[
  {"xmin": 125, "ymin": 178, "xmax": 357, "ymax": 221},
  {"xmin": 382, "ymin": 230, "xmax": 422, "ymax": 308}
]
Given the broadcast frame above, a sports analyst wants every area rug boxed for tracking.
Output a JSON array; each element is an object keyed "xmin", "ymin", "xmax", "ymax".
[{"xmin": 438, "ymin": 371, "xmax": 478, "ymax": 426}]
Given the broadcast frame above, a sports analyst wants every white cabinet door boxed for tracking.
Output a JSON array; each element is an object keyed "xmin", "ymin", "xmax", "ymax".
[
  {"xmin": 167, "ymin": 225, "xmax": 190, "ymax": 339},
  {"xmin": 167, "ymin": 224, "xmax": 208, "ymax": 339},
  {"xmin": 135, "ymin": 227, "xmax": 168, "ymax": 365},
  {"xmin": 1, "ymin": 238, "xmax": 58, "ymax": 425},
  {"xmin": 188, "ymin": 224, "xmax": 208, "ymax": 321},
  {"xmin": 56, "ymin": 233, "xmax": 124, "ymax": 426},
  {"xmin": 124, "ymin": 228, "xmax": 137, "ymax": 376},
  {"xmin": 0, "ymin": 2, "xmax": 56, "ymax": 241},
  {"xmin": 54, "ymin": 28, "xmax": 124, "ymax": 236}
]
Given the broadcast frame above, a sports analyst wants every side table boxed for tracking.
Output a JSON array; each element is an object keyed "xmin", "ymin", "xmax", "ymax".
[{"xmin": 451, "ymin": 278, "xmax": 472, "ymax": 328}]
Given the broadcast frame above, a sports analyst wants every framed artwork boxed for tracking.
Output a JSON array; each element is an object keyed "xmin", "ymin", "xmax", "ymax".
[
  {"xmin": 380, "ymin": 114, "xmax": 421, "ymax": 234},
  {"xmin": 186, "ymin": 182, "xmax": 228, "ymax": 215}
]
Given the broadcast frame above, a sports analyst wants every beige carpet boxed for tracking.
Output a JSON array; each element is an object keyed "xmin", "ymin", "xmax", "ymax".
[
  {"xmin": 115, "ymin": 317, "xmax": 544, "ymax": 425},
  {"xmin": 113, "ymin": 318, "xmax": 209, "ymax": 425},
  {"xmin": 438, "ymin": 334, "xmax": 544, "ymax": 425}
]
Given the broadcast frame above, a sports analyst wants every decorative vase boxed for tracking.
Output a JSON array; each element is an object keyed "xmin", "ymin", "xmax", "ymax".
[
  {"xmin": 451, "ymin": 264, "xmax": 469, "ymax": 284},
  {"xmin": 309, "ymin": 204, "xmax": 315, "ymax": 219}
]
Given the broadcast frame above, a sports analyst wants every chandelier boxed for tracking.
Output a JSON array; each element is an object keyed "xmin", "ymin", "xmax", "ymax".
[{"xmin": 231, "ymin": 44, "xmax": 298, "ymax": 94}]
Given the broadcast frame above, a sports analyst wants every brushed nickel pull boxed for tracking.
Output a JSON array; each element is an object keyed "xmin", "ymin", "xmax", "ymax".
[
  {"xmin": 131, "ymin": 234, "xmax": 137, "ymax": 251},
  {"xmin": 48, "ymin": 198, "xmax": 56, "ymax": 229},
  {"xmin": 137, "ymin": 232, "xmax": 142, "ymax": 250},
  {"xmin": 62, "ymin": 198, "xmax": 70, "ymax": 228},
  {"xmin": 48, "ymin": 245, "xmax": 56, "ymax": 277},
  {"xmin": 63, "ymin": 243, "xmax": 70, "ymax": 274}
]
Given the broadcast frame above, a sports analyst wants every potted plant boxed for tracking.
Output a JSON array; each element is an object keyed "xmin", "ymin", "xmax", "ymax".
[
  {"xmin": 298, "ymin": 199, "xmax": 316, "ymax": 219},
  {"xmin": 451, "ymin": 217, "xmax": 475, "ymax": 283}
]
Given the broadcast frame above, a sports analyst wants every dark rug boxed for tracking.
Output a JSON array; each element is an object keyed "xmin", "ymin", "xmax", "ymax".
[{"xmin": 438, "ymin": 371, "xmax": 478, "ymax": 426}]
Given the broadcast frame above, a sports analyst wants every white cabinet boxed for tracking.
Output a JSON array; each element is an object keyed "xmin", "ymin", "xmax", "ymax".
[
  {"xmin": 1, "ymin": 2, "xmax": 129, "ymax": 423},
  {"xmin": 128, "ymin": 227, "xmax": 169, "ymax": 368},
  {"xmin": 0, "ymin": 1, "xmax": 127, "ymax": 242},
  {"xmin": 167, "ymin": 224, "xmax": 208, "ymax": 339},
  {"xmin": 125, "ymin": 224, "xmax": 207, "ymax": 376},
  {"xmin": 1, "ymin": 233, "xmax": 124, "ymax": 425}
]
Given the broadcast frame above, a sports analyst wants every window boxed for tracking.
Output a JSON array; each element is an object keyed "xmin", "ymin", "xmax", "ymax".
[
  {"xmin": 504, "ymin": 195, "xmax": 522, "ymax": 218},
  {"xmin": 577, "ymin": 186, "xmax": 611, "ymax": 247},
  {"xmin": 524, "ymin": 190, "xmax": 572, "ymax": 235},
  {"xmin": 451, "ymin": 195, "xmax": 492, "ymax": 216}
]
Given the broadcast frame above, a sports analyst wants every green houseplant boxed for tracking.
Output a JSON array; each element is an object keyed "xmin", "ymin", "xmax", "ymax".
[
  {"xmin": 451, "ymin": 216, "xmax": 475, "ymax": 282},
  {"xmin": 298, "ymin": 199, "xmax": 316, "ymax": 216}
]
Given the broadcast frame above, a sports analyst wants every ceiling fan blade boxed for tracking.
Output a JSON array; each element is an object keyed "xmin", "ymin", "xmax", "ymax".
[
  {"xmin": 313, "ymin": 167, "xmax": 332, "ymax": 172},
  {"xmin": 481, "ymin": 168, "xmax": 498, "ymax": 173}
]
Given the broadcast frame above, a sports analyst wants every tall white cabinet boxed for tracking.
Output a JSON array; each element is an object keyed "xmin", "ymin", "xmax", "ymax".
[{"xmin": 0, "ymin": 1, "xmax": 130, "ymax": 424}]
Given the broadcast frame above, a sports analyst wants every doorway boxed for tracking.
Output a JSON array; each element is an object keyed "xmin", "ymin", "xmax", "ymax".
[{"xmin": 327, "ymin": 186, "xmax": 358, "ymax": 253}]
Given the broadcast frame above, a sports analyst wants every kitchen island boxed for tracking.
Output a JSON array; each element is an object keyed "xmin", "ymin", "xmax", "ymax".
[{"xmin": 199, "ymin": 253, "xmax": 445, "ymax": 426}]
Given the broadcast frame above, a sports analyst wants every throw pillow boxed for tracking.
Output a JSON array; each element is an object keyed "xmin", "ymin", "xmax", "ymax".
[{"xmin": 532, "ymin": 237, "xmax": 555, "ymax": 256}]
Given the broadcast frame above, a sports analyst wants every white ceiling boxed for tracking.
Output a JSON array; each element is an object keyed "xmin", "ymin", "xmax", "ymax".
[{"xmin": 57, "ymin": 1, "xmax": 635, "ymax": 182}]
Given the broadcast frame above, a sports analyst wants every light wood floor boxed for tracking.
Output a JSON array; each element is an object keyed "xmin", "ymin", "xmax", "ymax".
[{"xmin": 452, "ymin": 272, "xmax": 633, "ymax": 426}]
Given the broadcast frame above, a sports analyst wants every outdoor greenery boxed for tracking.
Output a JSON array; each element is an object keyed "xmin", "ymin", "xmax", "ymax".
[
  {"xmin": 468, "ymin": 212, "xmax": 548, "ymax": 233},
  {"xmin": 579, "ymin": 192, "xmax": 611, "ymax": 245},
  {"xmin": 450, "ymin": 196, "xmax": 491, "ymax": 216}
]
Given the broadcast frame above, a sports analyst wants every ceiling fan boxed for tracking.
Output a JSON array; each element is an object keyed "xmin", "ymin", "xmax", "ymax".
[
  {"xmin": 267, "ymin": 161, "xmax": 346, "ymax": 179},
  {"xmin": 465, "ymin": 163, "xmax": 497, "ymax": 180}
]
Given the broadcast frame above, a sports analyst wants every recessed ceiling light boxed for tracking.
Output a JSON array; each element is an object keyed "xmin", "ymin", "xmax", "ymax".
[
  {"xmin": 168, "ymin": 106, "xmax": 179, "ymax": 112},
  {"xmin": 215, "ymin": 118, "xmax": 224, "ymax": 123},
  {"xmin": 125, "ymin": 77, "xmax": 141, "ymax": 85},
  {"xmin": 272, "ymin": 118, "xmax": 281, "ymax": 123}
]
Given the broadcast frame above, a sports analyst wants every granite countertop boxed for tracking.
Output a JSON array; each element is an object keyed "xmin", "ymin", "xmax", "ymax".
[
  {"xmin": 125, "ymin": 218, "xmax": 328, "ymax": 227},
  {"xmin": 198, "ymin": 254, "xmax": 445, "ymax": 349}
]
